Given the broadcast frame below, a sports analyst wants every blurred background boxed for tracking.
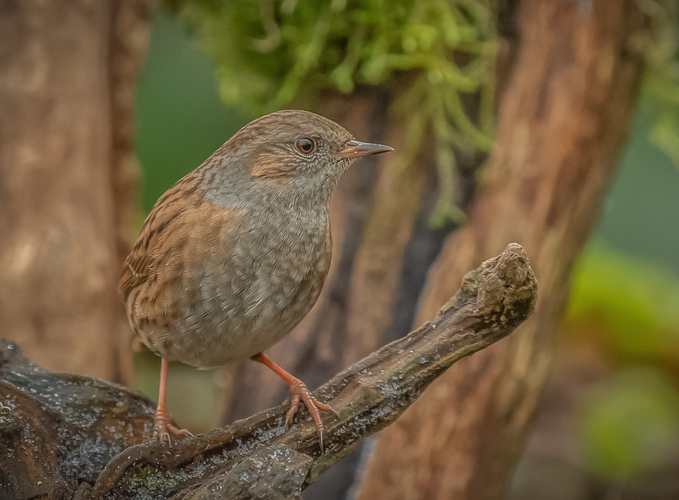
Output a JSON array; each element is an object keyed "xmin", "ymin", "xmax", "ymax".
[{"xmin": 1, "ymin": 1, "xmax": 678, "ymax": 499}]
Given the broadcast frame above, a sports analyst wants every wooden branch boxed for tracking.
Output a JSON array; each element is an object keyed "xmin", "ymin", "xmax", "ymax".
[{"xmin": 0, "ymin": 243, "xmax": 536, "ymax": 500}]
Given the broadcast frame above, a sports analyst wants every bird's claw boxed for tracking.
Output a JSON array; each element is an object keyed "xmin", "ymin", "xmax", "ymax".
[
  {"xmin": 153, "ymin": 410, "xmax": 193, "ymax": 446},
  {"xmin": 284, "ymin": 379, "xmax": 335, "ymax": 453},
  {"xmin": 327, "ymin": 405, "xmax": 340, "ymax": 419}
]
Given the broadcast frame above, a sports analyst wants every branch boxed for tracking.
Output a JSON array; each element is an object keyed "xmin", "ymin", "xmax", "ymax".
[{"xmin": 0, "ymin": 243, "xmax": 537, "ymax": 500}]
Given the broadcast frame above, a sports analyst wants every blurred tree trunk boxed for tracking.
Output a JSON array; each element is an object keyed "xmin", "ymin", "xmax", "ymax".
[
  {"xmin": 355, "ymin": 1, "xmax": 646, "ymax": 499},
  {"xmin": 0, "ymin": 0, "xmax": 152, "ymax": 382}
]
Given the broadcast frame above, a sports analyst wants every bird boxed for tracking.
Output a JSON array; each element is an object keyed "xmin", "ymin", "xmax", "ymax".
[{"xmin": 119, "ymin": 109, "xmax": 393, "ymax": 451}]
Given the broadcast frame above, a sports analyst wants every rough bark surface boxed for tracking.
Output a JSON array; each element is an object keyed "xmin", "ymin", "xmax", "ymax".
[
  {"xmin": 0, "ymin": 342, "xmax": 154, "ymax": 500},
  {"xmin": 0, "ymin": 0, "xmax": 152, "ymax": 382},
  {"xmin": 1, "ymin": 244, "xmax": 536, "ymax": 500},
  {"xmin": 356, "ymin": 1, "xmax": 646, "ymax": 499},
  {"xmin": 0, "ymin": 0, "xmax": 115, "ymax": 379}
]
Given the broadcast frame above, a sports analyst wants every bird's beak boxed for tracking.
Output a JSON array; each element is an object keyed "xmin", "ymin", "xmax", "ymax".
[{"xmin": 338, "ymin": 140, "xmax": 394, "ymax": 159}]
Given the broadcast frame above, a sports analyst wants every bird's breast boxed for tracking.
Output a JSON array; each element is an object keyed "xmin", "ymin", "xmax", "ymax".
[{"xmin": 134, "ymin": 211, "xmax": 332, "ymax": 367}]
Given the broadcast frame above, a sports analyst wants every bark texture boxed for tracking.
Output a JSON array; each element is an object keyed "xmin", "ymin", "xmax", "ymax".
[
  {"xmin": 0, "ymin": 0, "xmax": 152, "ymax": 382},
  {"xmin": 0, "ymin": 244, "xmax": 536, "ymax": 500},
  {"xmin": 108, "ymin": 0, "xmax": 155, "ymax": 382},
  {"xmin": 356, "ymin": 1, "xmax": 646, "ymax": 499}
]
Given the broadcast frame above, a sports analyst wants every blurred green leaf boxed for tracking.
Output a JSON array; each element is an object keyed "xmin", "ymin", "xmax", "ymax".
[
  {"xmin": 566, "ymin": 241, "xmax": 679, "ymax": 361},
  {"xmin": 649, "ymin": 110, "xmax": 679, "ymax": 167},
  {"xmin": 638, "ymin": 0, "xmax": 679, "ymax": 171},
  {"xmin": 579, "ymin": 367, "xmax": 679, "ymax": 479}
]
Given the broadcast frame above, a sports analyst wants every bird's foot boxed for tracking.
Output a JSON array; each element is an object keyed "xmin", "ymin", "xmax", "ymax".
[
  {"xmin": 153, "ymin": 409, "xmax": 193, "ymax": 446},
  {"xmin": 285, "ymin": 378, "xmax": 337, "ymax": 453}
]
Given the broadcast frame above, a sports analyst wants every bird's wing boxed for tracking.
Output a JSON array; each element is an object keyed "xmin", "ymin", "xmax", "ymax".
[{"xmin": 118, "ymin": 173, "xmax": 204, "ymax": 299}]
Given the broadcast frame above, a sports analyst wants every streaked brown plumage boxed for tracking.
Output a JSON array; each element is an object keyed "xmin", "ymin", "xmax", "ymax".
[{"xmin": 120, "ymin": 109, "xmax": 392, "ymax": 449}]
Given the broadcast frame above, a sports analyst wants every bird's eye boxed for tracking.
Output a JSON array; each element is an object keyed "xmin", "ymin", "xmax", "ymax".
[{"xmin": 295, "ymin": 137, "xmax": 315, "ymax": 154}]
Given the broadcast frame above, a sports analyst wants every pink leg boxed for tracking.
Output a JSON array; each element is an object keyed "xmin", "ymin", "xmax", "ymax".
[
  {"xmin": 251, "ymin": 353, "xmax": 337, "ymax": 452},
  {"xmin": 153, "ymin": 358, "xmax": 193, "ymax": 445}
]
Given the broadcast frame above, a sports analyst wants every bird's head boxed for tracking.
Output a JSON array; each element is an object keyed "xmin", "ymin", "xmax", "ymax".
[{"xmin": 203, "ymin": 110, "xmax": 392, "ymax": 208}]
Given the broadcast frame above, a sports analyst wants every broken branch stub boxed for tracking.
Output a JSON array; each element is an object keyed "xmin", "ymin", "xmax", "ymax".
[{"xmin": 0, "ymin": 243, "xmax": 537, "ymax": 500}]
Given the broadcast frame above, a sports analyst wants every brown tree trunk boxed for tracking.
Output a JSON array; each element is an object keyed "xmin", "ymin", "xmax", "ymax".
[
  {"xmin": 108, "ymin": 0, "xmax": 154, "ymax": 382},
  {"xmin": 0, "ymin": 0, "xmax": 152, "ymax": 382},
  {"xmin": 356, "ymin": 1, "xmax": 646, "ymax": 499}
]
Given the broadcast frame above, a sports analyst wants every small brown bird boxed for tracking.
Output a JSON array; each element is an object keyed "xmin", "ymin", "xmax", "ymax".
[{"xmin": 119, "ymin": 109, "xmax": 392, "ymax": 449}]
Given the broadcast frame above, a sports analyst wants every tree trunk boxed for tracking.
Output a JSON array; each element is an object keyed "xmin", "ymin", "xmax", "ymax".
[
  {"xmin": 0, "ymin": 0, "xmax": 152, "ymax": 382},
  {"xmin": 356, "ymin": 1, "xmax": 646, "ymax": 499}
]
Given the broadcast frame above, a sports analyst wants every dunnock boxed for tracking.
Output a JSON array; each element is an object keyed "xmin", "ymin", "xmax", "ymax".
[{"xmin": 120, "ymin": 109, "xmax": 392, "ymax": 450}]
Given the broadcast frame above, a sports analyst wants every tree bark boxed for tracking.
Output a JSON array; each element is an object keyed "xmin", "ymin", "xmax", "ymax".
[
  {"xmin": 108, "ymin": 0, "xmax": 155, "ymax": 382},
  {"xmin": 0, "ymin": 244, "xmax": 536, "ymax": 500},
  {"xmin": 0, "ymin": 0, "xmax": 152, "ymax": 382},
  {"xmin": 356, "ymin": 1, "xmax": 647, "ymax": 499}
]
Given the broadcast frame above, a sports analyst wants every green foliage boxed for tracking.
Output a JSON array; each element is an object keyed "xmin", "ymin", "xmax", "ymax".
[
  {"xmin": 568, "ymin": 242, "xmax": 679, "ymax": 480},
  {"xmin": 638, "ymin": 0, "xmax": 679, "ymax": 169},
  {"xmin": 567, "ymin": 241, "xmax": 679, "ymax": 361},
  {"xmin": 579, "ymin": 367, "xmax": 679, "ymax": 479},
  {"xmin": 163, "ymin": 0, "xmax": 497, "ymax": 225}
]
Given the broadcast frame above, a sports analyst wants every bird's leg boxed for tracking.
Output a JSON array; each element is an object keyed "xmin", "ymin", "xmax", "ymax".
[
  {"xmin": 153, "ymin": 358, "xmax": 193, "ymax": 445},
  {"xmin": 251, "ymin": 353, "xmax": 337, "ymax": 452}
]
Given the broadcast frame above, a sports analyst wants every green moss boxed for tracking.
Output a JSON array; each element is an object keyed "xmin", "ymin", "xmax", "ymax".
[
  {"xmin": 128, "ymin": 466, "xmax": 169, "ymax": 491},
  {"xmin": 128, "ymin": 466, "xmax": 188, "ymax": 491}
]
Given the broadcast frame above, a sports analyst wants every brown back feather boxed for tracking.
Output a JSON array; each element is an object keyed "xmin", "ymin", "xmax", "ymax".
[{"xmin": 118, "ymin": 173, "xmax": 203, "ymax": 299}]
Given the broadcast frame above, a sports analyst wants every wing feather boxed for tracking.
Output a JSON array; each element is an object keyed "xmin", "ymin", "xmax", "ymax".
[{"xmin": 118, "ymin": 173, "xmax": 203, "ymax": 299}]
